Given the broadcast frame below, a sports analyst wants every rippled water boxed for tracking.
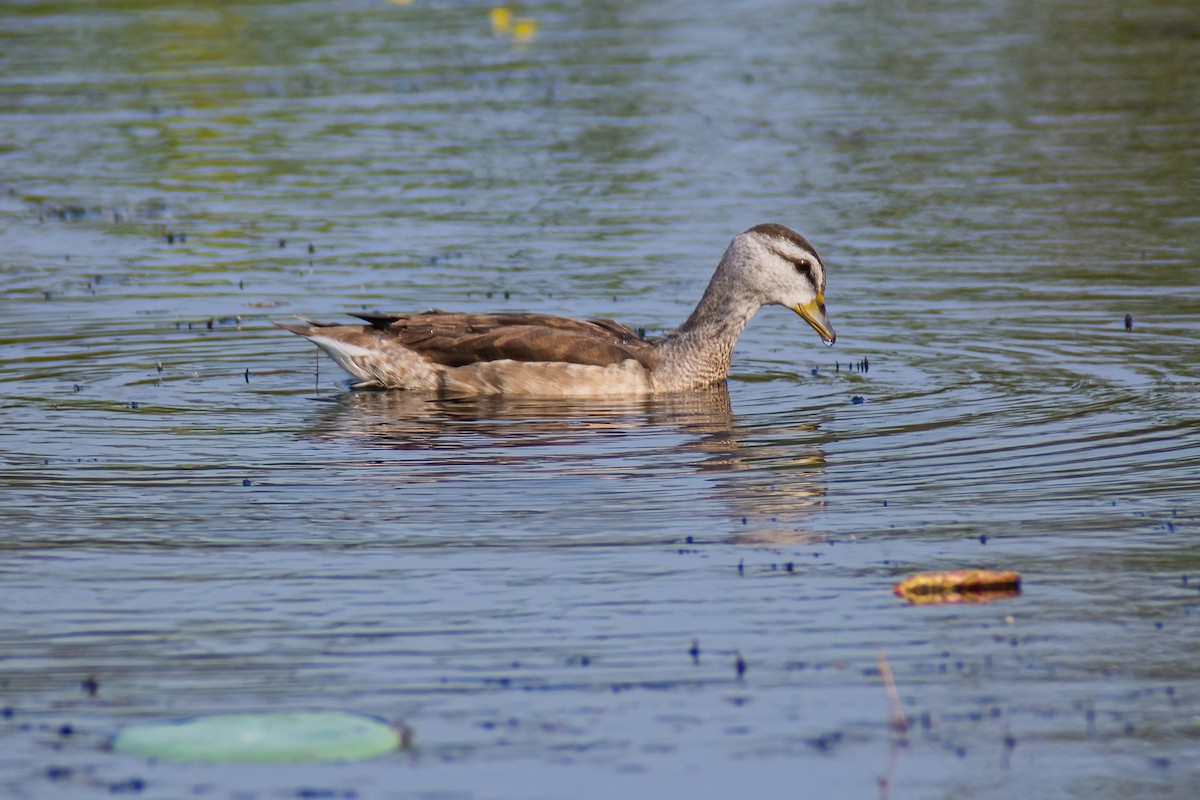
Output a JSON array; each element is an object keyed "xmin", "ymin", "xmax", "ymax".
[{"xmin": 2, "ymin": 0, "xmax": 1200, "ymax": 798}]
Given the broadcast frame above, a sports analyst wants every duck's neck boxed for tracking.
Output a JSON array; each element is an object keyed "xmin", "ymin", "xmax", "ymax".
[{"xmin": 653, "ymin": 251, "xmax": 762, "ymax": 392}]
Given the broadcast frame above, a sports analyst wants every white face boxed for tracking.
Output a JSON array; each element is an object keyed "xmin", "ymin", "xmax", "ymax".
[
  {"xmin": 739, "ymin": 229, "xmax": 825, "ymax": 310},
  {"xmin": 769, "ymin": 239, "xmax": 824, "ymax": 308},
  {"xmin": 739, "ymin": 225, "xmax": 835, "ymax": 345}
]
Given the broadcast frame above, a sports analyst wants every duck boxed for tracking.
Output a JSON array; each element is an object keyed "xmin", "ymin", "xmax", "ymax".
[{"xmin": 276, "ymin": 223, "xmax": 835, "ymax": 397}]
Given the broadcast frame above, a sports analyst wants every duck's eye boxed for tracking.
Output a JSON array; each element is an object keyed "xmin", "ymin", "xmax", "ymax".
[{"xmin": 793, "ymin": 259, "xmax": 813, "ymax": 277}]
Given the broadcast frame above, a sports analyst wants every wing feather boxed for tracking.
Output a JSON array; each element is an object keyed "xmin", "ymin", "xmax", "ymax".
[{"xmin": 347, "ymin": 311, "xmax": 656, "ymax": 370}]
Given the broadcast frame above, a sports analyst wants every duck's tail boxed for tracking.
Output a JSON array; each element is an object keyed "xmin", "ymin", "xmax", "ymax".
[{"xmin": 274, "ymin": 320, "xmax": 441, "ymax": 390}]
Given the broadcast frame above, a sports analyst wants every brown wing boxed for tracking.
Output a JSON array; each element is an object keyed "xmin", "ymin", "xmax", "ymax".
[{"xmin": 350, "ymin": 311, "xmax": 657, "ymax": 370}]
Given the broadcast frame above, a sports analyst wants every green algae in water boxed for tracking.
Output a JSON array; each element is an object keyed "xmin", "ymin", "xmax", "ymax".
[{"xmin": 112, "ymin": 712, "xmax": 402, "ymax": 763}]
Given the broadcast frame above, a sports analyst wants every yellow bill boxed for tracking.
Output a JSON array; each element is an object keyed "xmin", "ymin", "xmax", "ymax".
[{"xmin": 794, "ymin": 293, "xmax": 835, "ymax": 345}]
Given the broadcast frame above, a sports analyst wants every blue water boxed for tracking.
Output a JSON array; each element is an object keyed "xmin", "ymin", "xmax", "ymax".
[{"xmin": 2, "ymin": 0, "xmax": 1199, "ymax": 797}]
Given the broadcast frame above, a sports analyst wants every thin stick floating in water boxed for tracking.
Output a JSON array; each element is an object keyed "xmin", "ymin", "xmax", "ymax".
[
  {"xmin": 877, "ymin": 649, "xmax": 907, "ymax": 800},
  {"xmin": 877, "ymin": 649, "xmax": 908, "ymax": 734}
]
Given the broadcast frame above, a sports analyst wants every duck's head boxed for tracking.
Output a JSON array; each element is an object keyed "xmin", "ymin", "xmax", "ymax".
[{"xmin": 728, "ymin": 223, "xmax": 836, "ymax": 345}]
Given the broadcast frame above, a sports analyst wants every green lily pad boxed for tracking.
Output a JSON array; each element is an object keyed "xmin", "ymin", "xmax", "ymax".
[{"xmin": 112, "ymin": 711, "xmax": 402, "ymax": 763}]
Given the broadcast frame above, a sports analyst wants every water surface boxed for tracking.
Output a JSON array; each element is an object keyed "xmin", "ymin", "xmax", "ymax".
[{"xmin": 2, "ymin": 0, "xmax": 1199, "ymax": 798}]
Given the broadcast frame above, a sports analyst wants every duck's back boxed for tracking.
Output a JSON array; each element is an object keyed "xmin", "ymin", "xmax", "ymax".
[{"xmin": 355, "ymin": 311, "xmax": 657, "ymax": 370}]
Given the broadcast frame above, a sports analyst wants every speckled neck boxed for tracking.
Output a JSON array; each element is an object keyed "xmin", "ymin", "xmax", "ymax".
[{"xmin": 651, "ymin": 244, "xmax": 764, "ymax": 392}]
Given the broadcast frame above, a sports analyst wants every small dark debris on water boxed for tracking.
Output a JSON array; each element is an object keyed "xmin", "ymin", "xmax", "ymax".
[
  {"xmin": 636, "ymin": 327, "xmax": 646, "ymax": 340},
  {"xmin": 397, "ymin": 724, "xmax": 414, "ymax": 751},
  {"xmin": 851, "ymin": 395, "xmax": 865, "ymax": 404},
  {"xmin": 294, "ymin": 788, "xmax": 337, "ymax": 799},
  {"xmin": 807, "ymin": 731, "xmax": 843, "ymax": 752},
  {"xmin": 735, "ymin": 651, "xmax": 746, "ymax": 680},
  {"xmin": 737, "ymin": 559, "xmax": 744, "ymax": 575},
  {"xmin": 73, "ymin": 384, "xmax": 82, "ymax": 393},
  {"xmin": 278, "ymin": 239, "xmax": 287, "ymax": 248},
  {"xmin": 2, "ymin": 707, "xmax": 13, "ymax": 719},
  {"xmin": 504, "ymin": 290, "xmax": 510, "ymax": 300},
  {"xmin": 980, "ymin": 534, "xmax": 988, "ymax": 545},
  {"xmin": 244, "ymin": 368, "xmax": 250, "ymax": 384},
  {"xmin": 242, "ymin": 479, "xmax": 252, "ymax": 487},
  {"xmin": 45, "ymin": 766, "xmax": 72, "ymax": 781},
  {"xmin": 127, "ymin": 402, "xmax": 140, "ymax": 409},
  {"xmin": 811, "ymin": 367, "xmax": 819, "ymax": 376},
  {"xmin": 1125, "ymin": 313, "xmax": 1133, "ymax": 331},
  {"xmin": 689, "ymin": 639, "xmax": 700, "ymax": 664},
  {"xmin": 156, "ymin": 362, "xmax": 163, "ymax": 373},
  {"xmin": 57, "ymin": 724, "xmax": 74, "ymax": 737},
  {"xmin": 107, "ymin": 778, "xmax": 145, "ymax": 794},
  {"xmin": 307, "ymin": 243, "xmax": 315, "ymax": 254},
  {"xmin": 205, "ymin": 318, "xmax": 213, "ymax": 330},
  {"xmin": 1001, "ymin": 731, "xmax": 1017, "ymax": 768},
  {"xmin": 81, "ymin": 676, "xmax": 99, "ymax": 697}
]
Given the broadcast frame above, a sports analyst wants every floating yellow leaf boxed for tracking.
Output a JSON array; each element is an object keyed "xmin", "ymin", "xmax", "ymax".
[
  {"xmin": 490, "ymin": 7, "xmax": 512, "ymax": 33},
  {"xmin": 893, "ymin": 570, "xmax": 1021, "ymax": 605},
  {"xmin": 513, "ymin": 17, "xmax": 539, "ymax": 42}
]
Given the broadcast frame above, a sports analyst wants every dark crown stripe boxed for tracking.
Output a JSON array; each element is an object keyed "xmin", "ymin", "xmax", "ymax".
[{"xmin": 746, "ymin": 222, "xmax": 820, "ymax": 259}]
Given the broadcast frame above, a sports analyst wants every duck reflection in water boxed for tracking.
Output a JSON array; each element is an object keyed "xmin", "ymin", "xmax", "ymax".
[{"xmin": 302, "ymin": 382, "xmax": 828, "ymax": 544}]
